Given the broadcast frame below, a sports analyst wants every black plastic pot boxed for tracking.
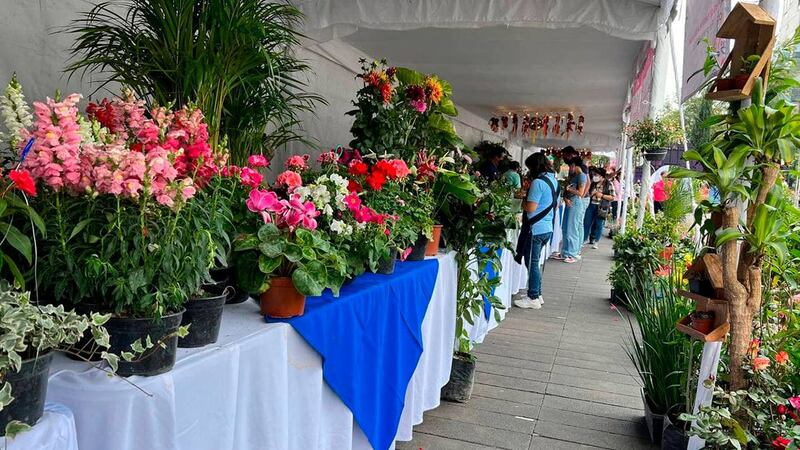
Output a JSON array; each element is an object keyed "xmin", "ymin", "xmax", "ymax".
[
  {"xmin": 178, "ymin": 292, "xmax": 227, "ymax": 348},
  {"xmin": 441, "ymin": 354, "xmax": 476, "ymax": 403},
  {"xmin": 377, "ymin": 254, "xmax": 397, "ymax": 275},
  {"xmin": 610, "ymin": 289, "xmax": 627, "ymax": 307},
  {"xmin": 644, "ymin": 149, "xmax": 668, "ymax": 161},
  {"xmin": 225, "ymin": 285, "xmax": 251, "ymax": 305},
  {"xmin": 661, "ymin": 415, "xmax": 689, "ymax": 449},
  {"xmin": 105, "ymin": 309, "xmax": 184, "ymax": 377},
  {"xmin": 405, "ymin": 235, "xmax": 428, "ymax": 261},
  {"xmin": 0, "ymin": 352, "xmax": 53, "ymax": 435},
  {"xmin": 209, "ymin": 267, "xmax": 230, "ymax": 284},
  {"xmin": 642, "ymin": 389, "xmax": 665, "ymax": 444}
]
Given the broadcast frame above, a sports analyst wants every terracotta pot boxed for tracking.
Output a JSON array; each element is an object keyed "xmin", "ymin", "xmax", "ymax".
[
  {"xmin": 259, "ymin": 277, "xmax": 306, "ymax": 318},
  {"xmin": 715, "ymin": 78, "xmax": 734, "ymax": 91},
  {"xmin": 732, "ymin": 73, "xmax": 750, "ymax": 89},
  {"xmin": 691, "ymin": 312, "xmax": 715, "ymax": 335},
  {"xmin": 425, "ymin": 225, "xmax": 443, "ymax": 257}
]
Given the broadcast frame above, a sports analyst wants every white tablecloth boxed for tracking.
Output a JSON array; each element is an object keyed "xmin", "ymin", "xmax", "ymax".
[
  {"xmin": 0, "ymin": 402, "xmax": 78, "ymax": 450},
  {"xmin": 46, "ymin": 252, "xmax": 457, "ymax": 450}
]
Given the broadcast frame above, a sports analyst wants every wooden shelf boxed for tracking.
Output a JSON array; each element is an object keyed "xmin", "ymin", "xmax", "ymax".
[
  {"xmin": 706, "ymin": 89, "xmax": 749, "ymax": 102},
  {"xmin": 677, "ymin": 316, "xmax": 730, "ymax": 342}
]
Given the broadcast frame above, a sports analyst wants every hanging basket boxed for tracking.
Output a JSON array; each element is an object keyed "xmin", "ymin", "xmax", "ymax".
[{"xmin": 643, "ymin": 149, "xmax": 668, "ymax": 161}]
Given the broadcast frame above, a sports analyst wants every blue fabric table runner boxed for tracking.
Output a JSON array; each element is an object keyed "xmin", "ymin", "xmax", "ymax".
[
  {"xmin": 479, "ymin": 247, "xmax": 502, "ymax": 320},
  {"xmin": 267, "ymin": 258, "xmax": 439, "ymax": 450}
]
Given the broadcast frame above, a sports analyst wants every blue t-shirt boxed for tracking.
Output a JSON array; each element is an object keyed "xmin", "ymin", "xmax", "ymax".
[
  {"xmin": 568, "ymin": 172, "xmax": 588, "ymax": 198},
  {"xmin": 526, "ymin": 172, "xmax": 558, "ymax": 235}
]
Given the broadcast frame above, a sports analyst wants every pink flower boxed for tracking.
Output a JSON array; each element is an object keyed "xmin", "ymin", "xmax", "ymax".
[
  {"xmin": 753, "ymin": 357, "xmax": 770, "ymax": 371},
  {"xmin": 246, "ymin": 189, "xmax": 283, "ymax": 213},
  {"xmin": 275, "ymin": 170, "xmax": 302, "ymax": 189},
  {"xmin": 248, "ymin": 154, "xmax": 269, "ymax": 168},
  {"xmin": 343, "ymin": 191, "xmax": 362, "ymax": 211},
  {"xmin": 389, "ymin": 159, "xmax": 410, "ymax": 179},
  {"xmin": 400, "ymin": 247, "xmax": 413, "ymax": 261},
  {"xmin": 410, "ymin": 99, "xmax": 427, "ymax": 113},
  {"xmin": 285, "ymin": 154, "xmax": 309, "ymax": 171},
  {"xmin": 317, "ymin": 151, "xmax": 338, "ymax": 165},
  {"xmin": 789, "ymin": 397, "xmax": 800, "ymax": 410},
  {"xmin": 240, "ymin": 167, "xmax": 263, "ymax": 188}
]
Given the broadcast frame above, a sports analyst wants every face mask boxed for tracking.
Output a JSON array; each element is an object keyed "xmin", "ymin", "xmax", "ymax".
[{"xmin": 592, "ymin": 176, "xmax": 602, "ymax": 182}]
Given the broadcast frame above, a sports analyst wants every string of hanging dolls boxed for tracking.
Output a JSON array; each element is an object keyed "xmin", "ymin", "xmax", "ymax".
[{"xmin": 489, "ymin": 112, "xmax": 585, "ymax": 140}]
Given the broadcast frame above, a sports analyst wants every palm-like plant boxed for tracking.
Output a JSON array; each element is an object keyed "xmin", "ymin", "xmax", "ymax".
[{"xmin": 66, "ymin": 0, "xmax": 324, "ymax": 164}]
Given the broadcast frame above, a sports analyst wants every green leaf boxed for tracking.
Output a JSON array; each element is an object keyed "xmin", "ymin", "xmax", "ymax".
[
  {"xmin": 283, "ymin": 243, "xmax": 303, "ymax": 263},
  {"xmin": 0, "ymin": 222, "xmax": 32, "ymax": 263},
  {"xmin": 394, "ymin": 67, "xmax": 424, "ymax": 85},
  {"xmin": 258, "ymin": 240, "xmax": 284, "ymax": 258},
  {"xmin": 439, "ymin": 98, "xmax": 457, "ymax": 116},
  {"xmin": 69, "ymin": 218, "xmax": 93, "ymax": 241},
  {"xmin": 292, "ymin": 264, "xmax": 325, "ymax": 296},
  {"xmin": 258, "ymin": 254, "xmax": 281, "ymax": 274},
  {"xmin": 4, "ymin": 420, "xmax": 30, "ymax": 438},
  {"xmin": 257, "ymin": 223, "xmax": 280, "ymax": 241}
]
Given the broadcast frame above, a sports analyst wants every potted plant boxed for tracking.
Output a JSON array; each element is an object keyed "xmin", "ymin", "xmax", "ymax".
[
  {"xmin": 627, "ymin": 115, "xmax": 683, "ymax": 162},
  {"xmin": 234, "ymin": 188, "xmax": 347, "ymax": 318},
  {"xmin": 0, "ymin": 283, "xmax": 126, "ymax": 437},
  {"xmin": 22, "ymin": 91, "xmax": 209, "ymax": 376},
  {"xmin": 690, "ymin": 310, "xmax": 715, "ymax": 335},
  {"xmin": 618, "ymin": 268, "xmax": 692, "ymax": 443}
]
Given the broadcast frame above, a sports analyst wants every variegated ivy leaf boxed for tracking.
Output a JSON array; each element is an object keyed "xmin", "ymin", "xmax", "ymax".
[
  {"xmin": 0, "ymin": 382, "xmax": 13, "ymax": 409},
  {"xmin": 4, "ymin": 420, "xmax": 30, "ymax": 438},
  {"xmin": 130, "ymin": 339, "xmax": 145, "ymax": 354},
  {"xmin": 102, "ymin": 352, "xmax": 119, "ymax": 372},
  {"xmin": 176, "ymin": 326, "xmax": 190, "ymax": 338},
  {"xmin": 121, "ymin": 351, "xmax": 135, "ymax": 362}
]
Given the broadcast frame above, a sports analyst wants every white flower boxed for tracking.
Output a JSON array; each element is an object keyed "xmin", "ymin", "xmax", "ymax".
[
  {"xmin": 334, "ymin": 192, "xmax": 346, "ymax": 210},
  {"xmin": 355, "ymin": 221, "xmax": 367, "ymax": 230},
  {"xmin": 323, "ymin": 204, "xmax": 333, "ymax": 216},
  {"xmin": 294, "ymin": 186, "xmax": 311, "ymax": 200},
  {"xmin": 0, "ymin": 75, "xmax": 33, "ymax": 153},
  {"xmin": 331, "ymin": 219, "xmax": 350, "ymax": 234},
  {"xmin": 330, "ymin": 173, "xmax": 348, "ymax": 189}
]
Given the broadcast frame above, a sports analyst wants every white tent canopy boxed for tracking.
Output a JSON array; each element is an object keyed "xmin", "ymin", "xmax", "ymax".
[{"xmin": 296, "ymin": 0, "xmax": 677, "ymax": 154}]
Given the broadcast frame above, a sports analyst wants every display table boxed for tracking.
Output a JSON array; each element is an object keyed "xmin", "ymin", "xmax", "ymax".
[
  {"xmin": 46, "ymin": 252, "xmax": 457, "ymax": 450},
  {"xmin": 464, "ymin": 229, "xmax": 529, "ymax": 345},
  {"xmin": 0, "ymin": 402, "xmax": 78, "ymax": 450}
]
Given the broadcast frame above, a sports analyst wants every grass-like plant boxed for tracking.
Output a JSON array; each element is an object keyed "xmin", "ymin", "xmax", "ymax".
[
  {"xmin": 619, "ymin": 267, "xmax": 693, "ymax": 417},
  {"xmin": 65, "ymin": 0, "xmax": 324, "ymax": 164}
]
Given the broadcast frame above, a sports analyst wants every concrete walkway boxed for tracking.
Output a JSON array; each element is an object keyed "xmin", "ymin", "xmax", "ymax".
[{"xmin": 398, "ymin": 240, "xmax": 658, "ymax": 450}]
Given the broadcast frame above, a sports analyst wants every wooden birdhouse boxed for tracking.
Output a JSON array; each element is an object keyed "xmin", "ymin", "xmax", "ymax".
[
  {"xmin": 705, "ymin": 2, "xmax": 776, "ymax": 102},
  {"xmin": 679, "ymin": 253, "xmax": 730, "ymax": 342}
]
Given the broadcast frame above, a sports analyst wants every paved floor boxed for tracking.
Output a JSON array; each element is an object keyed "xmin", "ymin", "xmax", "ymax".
[{"xmin": 398, "ymin": 240, "xmax": 658, "ymax": 450}]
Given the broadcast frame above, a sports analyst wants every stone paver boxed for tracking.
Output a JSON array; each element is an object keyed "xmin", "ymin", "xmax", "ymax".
[{"xmin": 397, "ymin": 240, "xmax": 658, "ymax": 450}]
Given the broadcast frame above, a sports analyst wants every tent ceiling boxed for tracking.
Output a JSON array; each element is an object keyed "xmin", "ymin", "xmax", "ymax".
[{"xmin": 343, "ymin": 26, "xmax": 644, "ymax": 151}]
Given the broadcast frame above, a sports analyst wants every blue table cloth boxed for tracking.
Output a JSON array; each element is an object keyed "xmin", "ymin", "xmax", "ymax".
[
  {"xmin": 267, "ymin": 258, "xmax": 439, "ymax": 450},
  {"xmin": 479, "ymin": 248, "xmax": 502, "ymax": 320}
]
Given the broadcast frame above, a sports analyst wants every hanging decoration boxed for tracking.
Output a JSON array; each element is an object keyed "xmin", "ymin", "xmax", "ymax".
[
  {"xmin": 489, "ymin": 110, "xmax": 587, "ymax": 141},
  {"xmin": 541, "ymin": 147, "xmax": 592, "ymax": 160},
  {"xmin": 489, "ymin": 117, "xmax": 500, "ymax": 132},
  {"xmin": 510, "ymin": 113, "xmax": 519, "ymax": 136}
]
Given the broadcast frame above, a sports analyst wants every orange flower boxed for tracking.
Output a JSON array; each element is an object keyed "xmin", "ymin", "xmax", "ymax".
[
  {"xmin": 749, "ymin": 338, "xmax": 761, "ymax": 360},
  {"xmin": 775, "ymin": 351, "xmax": 790, "ymax": 366},
  {"xmin": 753, "ymin": 356, "xmax": 770, "ymax": 371},
  {"xmin": 425, "ymin": 76, "xmax": 443, "ymax": 104}
]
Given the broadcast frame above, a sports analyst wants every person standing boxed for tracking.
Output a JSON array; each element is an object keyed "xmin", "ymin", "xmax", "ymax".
[
  {"xmin": 560, "ymin": 157, "xmax": 588, "ymax": 264},
  {"xmin": 515, "ymin": 153, "xmax": 559, "ymax": 309},
  {"xmin": 502, "ymin": 161, "xmax": 522, "ymax": 189},
  {"xmin": 583, "ymin": 169, "xmax": 616, "ymax": 248}
]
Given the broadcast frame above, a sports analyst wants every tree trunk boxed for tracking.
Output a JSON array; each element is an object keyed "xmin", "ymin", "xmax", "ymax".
[
  {"xmin": 737, "ymin": 164, "xmax": 779, "ymax": 284},
  {"xmin": 720, "ymin": 205, "xmax": 751, "ymax": 390}
]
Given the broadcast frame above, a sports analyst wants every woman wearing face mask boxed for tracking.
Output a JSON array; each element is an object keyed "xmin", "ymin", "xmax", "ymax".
[
  {"xmin": 559, "ymin": 157, "xmax": 588, "ymax": 264},
  {"xmin": 583, "ymin": 169, "xmax": 616, "ymax": 249}
]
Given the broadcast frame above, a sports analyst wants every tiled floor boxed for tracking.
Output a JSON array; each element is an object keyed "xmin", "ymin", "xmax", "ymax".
[{"xmin": 397, "ymin": 240, "xmax": 658, "ymax": 450}]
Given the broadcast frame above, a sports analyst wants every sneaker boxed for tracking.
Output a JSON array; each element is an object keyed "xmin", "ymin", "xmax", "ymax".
[
  {"xmin": 514, "ymin": 298, "xmax": 534, "ymax": 309},
  {"xmin": 529, "ymin": 297, "xmax": 543, "ymax": 309},
  {"xmin": 537, "ymin": 295, "xmax": 544, "ymax": 305},
  {"xmin": 550, "ymin": 253, "xmax": 564, "ymax": 260},
  {"xmin": 564, "ymin": 257, "xmax": 577, "ymax": 264},
  {"xmin": 592, "ymin": 243, "xmax": 599, "ymax": 249}
]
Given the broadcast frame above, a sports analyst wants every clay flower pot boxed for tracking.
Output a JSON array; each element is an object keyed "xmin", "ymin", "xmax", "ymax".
[
  {"xmin": 425, "ymin": 225, "xmax": 443, "ymax": 257},
  {"xmin": 732, "ymin": 73, "xmax": 750, "ymax": 89},
  {"xmin": 690, "ymin": 311, "xmax": 715, "ymax": 335},
  {"xmin": 260, "ymin": 277, "xmax": 306, "ymax": 318}
]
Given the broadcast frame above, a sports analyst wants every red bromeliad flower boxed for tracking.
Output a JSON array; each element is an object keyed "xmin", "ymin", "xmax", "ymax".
[
  {"xmin": 9, "ymin": 169, "xmax": 36, "ymax": 196},
  {"xmin": 772, "ymin": 436, "xmax": 790, "ymax": 449}
]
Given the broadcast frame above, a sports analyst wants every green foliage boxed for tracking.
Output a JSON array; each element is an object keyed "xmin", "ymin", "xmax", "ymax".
[
  {"xmin": 233, "ymin": 223, "xmax": 347, "ymax": 297},
  {"xmin": 627, "ymin": 114, "xmax": 684, "ymax": 154},
  {"xmin": 619, "ymin": 268, "xmax": 693, "ymax": 416},
  {"xmin": 37, "ymin": 193, "xmax": 212, "ymax": 318},
  {"xmin": 0, "ymin": 283, "xmax": 117, "ymax": 437},
  {"xmin": 66, "ymin": 0, "xmax": 323, "ymax": 163}
]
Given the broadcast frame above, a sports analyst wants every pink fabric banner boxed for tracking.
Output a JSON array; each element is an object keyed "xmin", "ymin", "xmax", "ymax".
[
  {"xmin": 629, "ymin": 42, "xmax": 655, "ymax": 123},
  {"xmin": 682, "ymin": 0, "xmax": 730, "ymax": 101}
]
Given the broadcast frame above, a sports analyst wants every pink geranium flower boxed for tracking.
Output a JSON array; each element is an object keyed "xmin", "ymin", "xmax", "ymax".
[
  {"xmin": 285, "ymin": 154, "xmax": 309, "ymax": 171},
  {"xmin": 276, "ymin": 170, "xmax": 303, "ymax": 189},
  {"xmin": 248, "ymin": 154, "xmax": 269, "ymax": 168}
]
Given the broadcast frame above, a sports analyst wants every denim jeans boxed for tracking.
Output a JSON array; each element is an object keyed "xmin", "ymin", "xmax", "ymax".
[
  {"xmin": 583, "ymin": 203, "xmax": 606, "ymax": 243},
  {"xmin": 524, "ymin": 232, "xmax": 552, "ymax": 299},
  {"xmin": 562, "ymin": 197, "xmax": 588, "ymax": 258}
]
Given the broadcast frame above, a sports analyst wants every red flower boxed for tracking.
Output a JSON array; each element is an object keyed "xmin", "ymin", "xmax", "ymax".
[
  {"xmin": 778, "ymin": 404, "xmax": 788, "ymax": 415},
  {"xmin": 753, "ymin": 356, "xmax": 770, "ymax": 371},
  {"xmin": 380, "ymin": 83, "xmax": 393, "ymax": 103},
  {"xmin": 772, "ymin": 436, "xmax": 790, "ymax": 449},
  {"xmin": 9, "ymin": 170, "xmax": 36, "ymax": 196},
  {"xmin": 373, "ymin": 160, "xmax": 397, "ymax": 179},
  {"xmin": 365, "ymin": 171, "xmax": 387, "ymax": 191},
  {"xmin": 776, "ymin": 351, "xmax": 790, "ymax": 365},
  {"xmin": 347, "ymin": 180, "xmax": 363, "ymax": 193},
  {"xmin": 348, "ymin": 161, "xmax": 369, "ymax": 176}
]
